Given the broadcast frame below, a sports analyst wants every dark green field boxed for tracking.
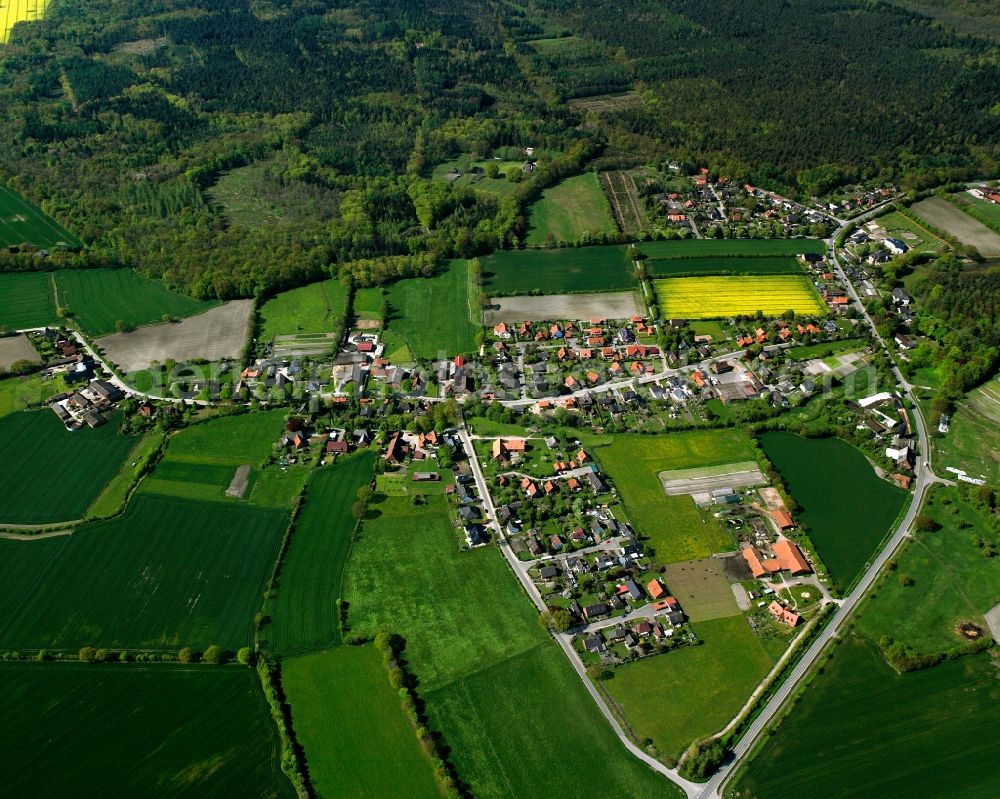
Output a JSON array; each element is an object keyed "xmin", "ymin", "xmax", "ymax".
[
  {"xmin": 0, "ymin": 662, "xmax": 292, "ymax": 797},
  {"xmin": 284, "ymin": 646, "xmax": 440, "ymax": 799},
  {"xmin": 0, "ymin": 494, "xmax": 287, "ymax": 650},
  {"xmin": 269, "ymin": 452, "xmax": 376, "ymax": 655},
  {"xmin": 646, "ymin": 256, "xmax": 804, "ymax": 277},
  {"xmin": 0, "ymin": 410, "xmax": 136, "ymax": 524},
  {"xmin": 728, "ymin": 638, "xmax": 1000, "ymax": 799},
  {"xmin": 759, "ymin": 432, "xmax": 906, "ymax": 590},
  {"xmin": 54, "ymin": 269, "xmax": 217, "ymax": 336},
  {"xmin": 638, "ymin": 238, "xmax": 825, "ymax": 259},
  {"xmin": 0, "ymin": 271, "xmax": 57, "ymax": 330},
  {"xmin": 481, "ymin": 245, "xmax": 637, "ymax": 295},
  {"xmin": 0, "ymin": 184, "xmax": 83, "ymax": 249}
]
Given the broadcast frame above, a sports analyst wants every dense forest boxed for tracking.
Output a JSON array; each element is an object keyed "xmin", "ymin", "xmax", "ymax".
[{"xmin": 0, "ymin": 0, "xmax": 998, "ymax": 299}]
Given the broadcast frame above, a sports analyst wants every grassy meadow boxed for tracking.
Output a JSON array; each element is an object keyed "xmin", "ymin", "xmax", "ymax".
[
  {"xmin": 525, "ymin": 172, "xmax": 615, "ymax": 245},
  {"xmin": 284, "ymin": 646, "xmax": 440, "ymax": 799},
  {"xmin": 728, "ymin": 637, "xmax": 999, "ymax": 799},
  {"xmin": 258, "ymin": 277, "xmax": 348, "ymax": 342},
  {"xmin": 0, "ymin": 493, "xmax": 287, "ymax": 650},
  {"xmin": 0, "ymin": 271, "xmax": 58, "ymax": 330},
  {"xmin": 0, "ymin": 662, "xmax": 292, "ymax": 797},
  {"xmin": 759, "ymin": 432, "xmax": 906, "ymax": 591},
  {"xmin": 605, "ymin": 615, "xmax": 775, "ymax": 760},
  {"xmin": 0, "ymin": 182, "xmax": 79, "ymax": 246},
  {"xmin": 481, "ymin": 245, "xmax": 636, "ymax": 295},
  {"xmin": 426, "ymin": 641, "xmax": 679, "ymax": 799},
  {"xmin": 384, "ymin": 259, "xmax": 478, "ymax": 359},
  {"xmin": 0, "ymin": 410, "xmax": 136, "ymax": 524},
  {"xmin": 653, "ymin": 275, "xmax": 826, "ymax": 319},
  {"xmin": 268, "ymin": 452, "xmax": 376, "ymax": 655},
  {"xmin": 54, "ymin": 269, "xmax": 217, "ymax": 336},
  {"xmin": 85, "ymin": 430, "xmax": 163, "ymax": 519},
  {"xmin": 932, "ymin": 377, "xmax": 1000, "ymax": 484},
  {"xmin": 596, "ymin": 431, "xmax": 754, "ymax": 561}
]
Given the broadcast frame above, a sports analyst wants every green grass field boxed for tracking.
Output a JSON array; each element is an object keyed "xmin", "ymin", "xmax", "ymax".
[
  {"xmin": 932, "ymin": 377, "xmax": 1000, "ymax": 484},
  {"xmin": 654, "ymin": 275, "xmax": 827, "ymax": 319},
  {"xmin": 785, "ymin": 338, "xmax": 866, "ymax": 360},
  {"xmin": 875, "ymin": 210, "xmax": 946, "ymax": 253},
  {"xmin": 425, "ymin": 641, "xmax": 680, "ymax": 799},
  {"xmin": 853, "ymin": 486, "xmax": 999, "ymax": 655},
  {"xmin": 0, "ymin": 372, "xmax": 66, "ymax": 418},
  {"xmin": 525, "ymin": 173, "xmax": 616, "ymax": 245},
  {"xmin": 0, "ymin": 183, "xmax": 81, "ymax": 247},
  {"xmin": 646, "ymin": 256, "xmax": 805, "ymax": 277},
  {"xmin": 760, "ymin": 432, "xmax": 906, "ymax": 591},
  {"xmin": 140, "ymin": 410, "xmax": 288, "ymax": 505},
  {"xmin": 54, "ymin": 269, "xmax": 217, "ymax": 336},
  {"xmin": 384, "ymin": 259, "xmax": 478, "ymax": 359},
  {"xmin": 0, "ymin": 271, "xmax": 58, "ymax": 330},
  {"xmin": 606, "ymin": 615, "xmax": 775, "ymax": 760},
  {"xmin": 431, "ymin": 159, "xmax": 524, "ymax": 197},
  {"xmin": 0, "ymin": 410, "xmax": 136, "ymax": 524},
  {"xmin": 284, "ymin": 646, "xmax": 440, "ymax": 799},
  {"xmin": 259, "ymin": 277, "xmax": 348, "ymax": 342},
  {"xmin": 481, "ymin": 245, "xmax": 637, "ymax": 295},
  {"xmin": 268, "ymin": 452, "xmax": 376, "ymax": 655},
  {"xmin": 345, "ymin": 494, "xmax": 544, "ymax": 691},
  {"xmin": 0, "ymin": 662, "xmax": 292, "ymax": 797},
  {"xmin": 639, "ymin": 239, "xmax": 825, "ymax": 259},
  {"xmin": 728, "ymin": 637, "xmax": 999, "ymax": 799},
  {"xmin": 352, "ymin": 286, "xmax": 383, "ymax": 321},
  {"xmin": 596, "ymin": 431, "xmax": 754, "ymax": 561},
  {"xmin": 0, "ymin": 494, "xmax": 287, "ymax": 650}
]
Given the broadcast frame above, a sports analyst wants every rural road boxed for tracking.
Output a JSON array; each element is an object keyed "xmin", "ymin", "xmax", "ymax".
[{"xmin": 695, "ymin": 208, "xmax": 938, "ymax": 799}]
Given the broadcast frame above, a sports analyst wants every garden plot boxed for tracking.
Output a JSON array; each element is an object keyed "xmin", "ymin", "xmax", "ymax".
[
  {"xmin": 97, "ymin": 300, "xmax": 253, "ymax": 372},
  {"xmin": 271, "ymin": 332, "xmax": 339, "ymax": 357},
  {"xmin": 0, "ymin": 334, "xmax": 39, "ymax": 370},
  {"xmin": 485, "ymin": 290, "xmax": 642, "ymax": 324},
  {"xmin": 659, "ymin": 460, "xmax": 766, "ymax": 503},
  {"xmin": 801, "ymin": 350, "xmax": 868, "ymax": 378}
]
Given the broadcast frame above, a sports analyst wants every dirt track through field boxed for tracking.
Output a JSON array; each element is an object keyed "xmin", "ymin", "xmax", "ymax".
[
  {"xmin": 910, "ymin": 197, "xmax": 1000, "ymax": 256},
  {"xmin": 97, "ymin": 300, "xmax": 253, "ymax": 372},
  {"xmin": 485, "ymin": 291, "xmax": 642, "ymax": 323}
]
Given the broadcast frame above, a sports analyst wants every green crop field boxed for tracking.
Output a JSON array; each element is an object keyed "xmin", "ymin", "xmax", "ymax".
[
  {"xmin": 140, "ymin": 410, "xmax": 288, "ymax": 505},
  {"xmin": 0, "ymin": 271, "xmax": 57, "ymax": 330},
  {"xmin": 284, "ymin": 646, "xmax": 440, "ymax": 799},
  {"xmin": 0, "ymin": 410, "xmax": 136, "ymax": 524},
  {"xmin": 259, "ymin": 277, "xmax": 348, "ymax": 342},
  {"xmin": 653, "ymin": 275, "xmax": 826, "ymax": 319},
  {"xmin": 596, "ymin": 431, "xmax": 754, "ymax": 561},
  {"xmin": 0, "ymin": 494, "xmax": 287, "ymax": 650},
  {"xmin": 384, "ymin": 259, "xmax": 478, "ymax": 359},
  {"xmin": 953, "ymin": 192, "xmax": 1000, "ymax": 235},
  {"xmin": 0, "ymin": 182, "xmax": 80, "ymax": 247},
  {"xmin": 268, "ymin": 452, "xmax": 376, "ymax": 655},
  {"xmin": 481, "ymin": 245, "xmax": 637, "ymax": 295},
  {"xmin": 426, "ymin": 641, "xmax": 680, "ymax": 799},
  {"xmin": 0, "ymin": 662, "xmax": 292, "ymax": 797},
  {"xmin": 639, "ymin": 238, "xmax": 825, "ymax": 259},
  {"xmin": 606, "ymin": 615, "xmax": 775, "ymax": 760},
  {"xmin": 85, "ymin": 431, "xmax": 163, "ymax": 519},
  {"xmin": 728, "ymin": 637, "xmax": 999, "ymax": 799},
  {"xmin": 646, "ymin": 256, "xmax": 805, "ymax": 277},
  {"xmin": 759, "ymin": 432, "xmax": 906, "ymax": 591},
  {"xmin": 54, "ymin": 269, "xmax": 217, "ymax": 336},
  {"xmin": 853, "ymin": 487, "xmax": 999, "ymax": 655},
  {"xmin": 525, "ymin": 173, "xmax": 616, "ymax": 245},
  {"xmin": 345, "ymin": 494, "xmax": 544, "ymax": 691}
]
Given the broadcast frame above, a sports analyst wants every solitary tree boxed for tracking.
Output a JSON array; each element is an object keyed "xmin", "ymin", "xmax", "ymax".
[
  {"xmin": 236, "ymin": 647, "xmax": 253, "ymax": 666},
  {"xmin": 202, "ymin": 645, "xmax": 224, "ymax": 664},
  {"xmin": 177, "ymin": 647, "xmax": 194, "ymax": 663}
]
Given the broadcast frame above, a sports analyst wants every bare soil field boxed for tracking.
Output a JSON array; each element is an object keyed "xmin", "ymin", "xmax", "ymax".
[
  {"xmin": 910, "ymin": 197, "xmax": 1000, "ymax": 257},
  {"xmin": 568, "ymin": 91, "xmax": 642, "ymax": 114},
  {"xmin": 662, "ymin": 558, "xmax": 742, "ymax": 622},
  {"xmin": 97, "ymin": 301, "xmax": 253, "ymax": 372},
  {"xmin": 0, "ymin": 334, "xmax": 39, "ymax": 371},
  {"xmin": 485, "ymin": 291, "xmax": 642, "ymax": 324}
]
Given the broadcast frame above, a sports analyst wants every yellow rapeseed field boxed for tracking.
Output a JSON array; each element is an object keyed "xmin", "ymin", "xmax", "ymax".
[
  {"xmin": 653, "ymin": 275, "xmax": 826, "ymax": 319},
  {"xmin": 1, "ymin": 0, "xmax": 49, "ymax": 43}
]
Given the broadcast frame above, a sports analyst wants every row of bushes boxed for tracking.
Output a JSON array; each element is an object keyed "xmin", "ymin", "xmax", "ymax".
[
  {"xmin": 372, "ymin": 631, "xmax": 464, "ymax": 798},
  {"xmin": 878, "ymin": 634, "xmax": 994, "ymax": 673},
  {"xmin": 256, "ymin": 653, "xmax": 312, "ymax": 798},
  {"xmin": 0, "ymin": 645, "xmax": 251, "ymax": 664}
]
